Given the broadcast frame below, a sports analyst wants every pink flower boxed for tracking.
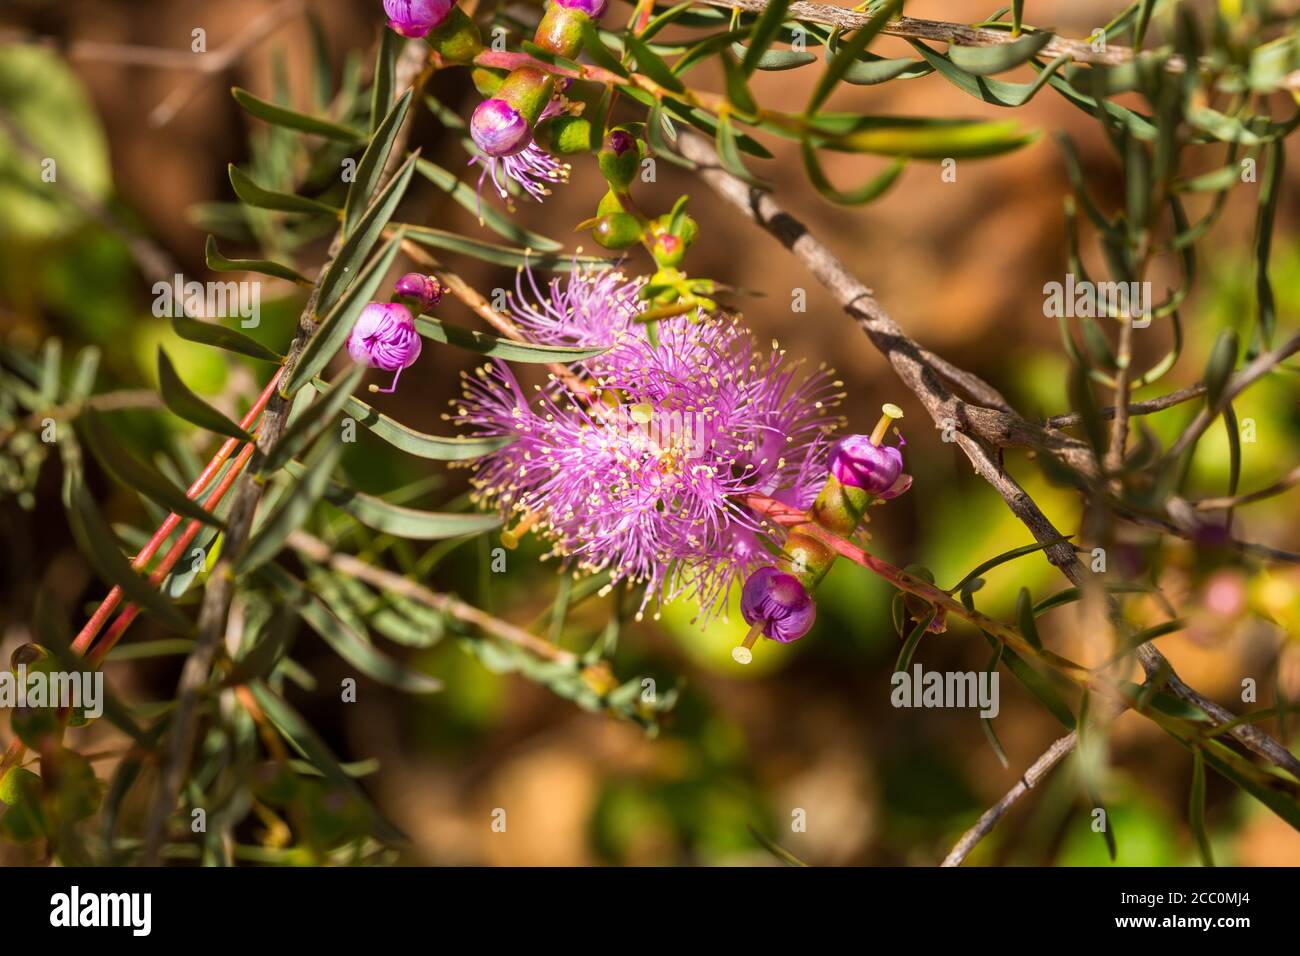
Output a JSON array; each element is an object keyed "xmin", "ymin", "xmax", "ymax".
[
  {"xmin": 346, "ymin": 302, "xmax": 422, "ymax": 393},
  {"xmin": 383, "ymin": 0, "xmax": 453, "ymax": 38},
  {"xmin": 741, "ymin": 567, "xmax": 816, "ymax": 643},
  {"xmin": 829, "ymin": 433, "xmax": 912, "ymax": 499}
]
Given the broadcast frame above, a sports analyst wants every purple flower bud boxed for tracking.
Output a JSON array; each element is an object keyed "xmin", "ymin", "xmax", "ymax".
[
  {"xmin": 383, "ymin": 0, "xmax": 453, "ymax": 38},
  {"xmin": 347, "ymin": 302, "xmax": 422, "ymax": 393},
  {"xmin": 551, "ymin": 0, "xmax": 609, "ymax": 18},
  {"xmin": 471, "ymin": 98, "xmax": 531, "ymax": 157},
  {"xmin": 394, "ymin": 272, "xmax": 443, "ymax": 311},
  {"xmin": 829, "ymin": 434, "xmax": 911, "ymax": 498},
  {"xmin": 741, "ymin": 567, "xmax": 816, "ymax": 643},
  {"xmin": 606, "ymin": 129, "xmax": 635, "ymax": 156}
]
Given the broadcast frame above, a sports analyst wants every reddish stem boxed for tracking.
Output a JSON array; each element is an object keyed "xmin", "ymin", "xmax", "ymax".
[
  {"xmin": 89, "ymin": 440, "xmax": 259, "ymax": 666},
  {"xmin": 69, "ymin": 370, "xmax": 281, "ymax": 655}
]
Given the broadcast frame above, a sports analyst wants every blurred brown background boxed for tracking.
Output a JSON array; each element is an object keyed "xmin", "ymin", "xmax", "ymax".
[{"xmin": 2, "ymin": 0, "xmax": 1299, "ymax": 865}]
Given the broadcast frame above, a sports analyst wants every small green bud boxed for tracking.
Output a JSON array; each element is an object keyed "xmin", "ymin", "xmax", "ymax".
[
  {"xmin": 673, "ymin": 214, "xmax": 699, "ymax": 246},
  {"xmin": 534, "ymin": 115, "xmax": 594, "ymax": 154},
  {"xmin": 593, "ymin": 213, "xmax": 642, "ymax": 249},
  {"xmin": 534, "ymin": 4, "xmax": 589, "ymax": 60},
  {"xmin": 471, "ymin": 67, "xmax": 505, "ymax": 97},
  {"xmin": 426, "ymin": 7, "xmax": 483, "ymax": 64},
  {"xmin": 596, "ymin": 189, "xmax": 625, "ymax": 217},
  {"xmin": 597, "ymin": 127, "xmax": 639, "ymax": 189},
  {"xmin": 0, "ymin": 767, "xmax": 49, "ymax": 842},
  {"xmin": 497, "ymin": 67, "xmax": 554, "ymax": 126},
  {"xmin": 651, "ymin": 231, "xmax": 687, "ymax": 268}
]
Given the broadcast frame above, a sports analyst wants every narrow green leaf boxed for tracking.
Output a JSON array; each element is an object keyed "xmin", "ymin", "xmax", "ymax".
[
  {"xmin": 283, "ymin": 232, "xmax": 404, "ymax": 398},
  {"xmin": 231, "ymin": 86, "xmax": 361, "ymax": 142},
  {"xmin": 981, "ymin": 642, "xmax": 1009, "ymax": 768},
  {"xmin": 317, "ymin": 152, "xmax": 418, "ymax": 313},
  {"xmin": 716, "ymin": 113, "xmax": 765, "ymax": 187},
  {"xmin": 238, "ymin": 436, "xmax": 343, "ymax": 574},
  {"xmin": 224, "ymin": 600, "xmax": 300, "ymax": 686},
  {"xmin": 263, "ymin": 566, "xmax": 441, "ymax": 694},
  {"xmin": 1176, "ymin": 163, "xmax": 1242, "ymax": 193},
  {"xmin": 808, "ymin": 0, "xmax": 900, "ymax": 113},
  {"xmin": 721, "ymin": 49, "xmax": 758, "ymax": 115},
  {"xmin": 624, "ymin": 35, "xmax": 686, "ymax": 93},
  {"xmin": 1254, "ymin": 139, "xmax": 1283, "ymax": 348},
  {"xmin": 307, "ymin": 9, "xmax": 333, "ymax": 109},
  {"xmin": 249, "ymin": 679, "xmax": 408, "ymax": 843},
  {"xmin": 822, "ymin": 117, "xmax": 1037, "ymax": 159},
  {"xmin": 747, "ymin": 824, "xmax": 809, "ymax": 866},
  {"xmin": 228, "ymin": 164, "xmax": 337, "ymax": 215},
  {"xmin": 67, "ymin": 346, "xmax": 100, "ymax": 402},
  {"xmin": 205, "ymin": 234, "xmax": 310, "ymax": 285},
  {"xmin": 895, "ymin": 609, "xmax": 937, "ymax": 673},
  {"xmin": 345, "ymin": 89, "xmax": 413, "ymax": 237},
  {"xmin": 641, "ymin": 99, "xmax": 694, "ymax": 169},
  {"xmin": 62, "ymin": 462, "xmax": 191, "ymax": 633},
  {"xmin": 401, "ymin": 224, "xmax": 611, "ymax": 270},
  {"xmin": 802, "ymin": 141, "xmax": 904, "ymax": 205},
  {"xmin": 837, "ymin": 54, "xmax": 932, "ymax": 85},
  {"xmin": 1189, "ymin": 748, "xmax": 1215, "ymax": 866},
  {"xmin": 1203, "ymin": 329, "xmax": 1239, "ymax": 407},
  {"xmin": 731, "ymin": 43, "xmax": 814, "ymax": 71},
  {"xmin": 171, "ymin": 314, "xmax": 281, "ymax": 363},
  {"xmin": 740, "ymin": 0, "xmax": 792, "ymax": 76},
  {"xmin": 948, "ymin": 538, "xmax": 1068, "ymax": 594},
  {"xmin": 261, "ymin": 364, "xmax": 364, "ymax": 475},
  {"xmin": 282, "ymin": 460, "xmax": 500, "ymax": 539},
  {"xmin": 948, "ymin": 31, "xmax": 1051, "ymax": 76},
  {"xmin": 320, "ymin": 477, "xmax": 502, "ymax": 540},
  {"xmin": 413, "ymin": 316, "xmax": 607, "ymax": 362},
  {"xmin": 157, "ymin": 348, "xmax": 253, "ymax": 441},
  {"xmin": 914, "ymin": 41, "xmax": 1071, "ymax": 108},
  {"xmin": 1016, "ymin": 587, "xmax": 1042, "ymax": 650},
  {"xmin": 370, "ymin": 27, "xmax": 398, "ymax": 133},
  {"xmin": 964, "ymin": 589, "xmax": 1074, "ymax": 729},
  {"xmin": 78, "ymin": 410, "xmax": 222, "ymax": 528},
  {"xmin": 581, "ymin": 20, "xmax": 629, "ymax": 77},
  {"xmin": 326, "ymin": 385, "xmax": 511, "ymax": 460}
]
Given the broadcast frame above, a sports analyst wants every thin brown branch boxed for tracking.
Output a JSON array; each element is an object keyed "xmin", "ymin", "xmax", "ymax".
[
  {"xmin": 1194, "ymin": 462, "xmax": 1300, "ymax": 511},
  {"xmin": 677, "ymin": 130, "xmax": 1300, "ymax": 780},
  {"xmin": 1105, "ymin": 320, "xmax": 1135, "ymax": 477},
  {"xmin": 1043, "ymin": 383, "xmax": 1205, "ymax": 429},
  {"xmin": 941, "ymin": 731, "xmax": 1077, "ymax": 867},
  {"xmin": 1166, "ymin": 331, "xmax": 1300, "ymax": 461},
  {"xmin": 697, "ymin": 0, "xmax": 1289, "ymax": 83}
]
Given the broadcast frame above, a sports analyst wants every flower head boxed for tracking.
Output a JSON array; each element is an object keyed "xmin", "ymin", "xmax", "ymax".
[
  {"xmin": 828, "ymin": 406, "xmax": 911, "ymax": 499},
  {"xmin": 741, "ymin": 567, "xmax": 816, "ymax": 643},
  {"xmin": 347, "ymin": 302, "xmax": 422, "ymax": 393},
  {"xmin": 470, "ymin": 98, "xmax": 531, "ymax": 157},
  {"xmin": 453, "ymin": 314, "xmax": 841, "ymax": 619},
  {"xmin": 470, "ymin": 98, "xmax": 569, "ymax": 215},
  {"xmin": 383, "ymin": 0, "xmax": 453, "ymax": 38}
]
